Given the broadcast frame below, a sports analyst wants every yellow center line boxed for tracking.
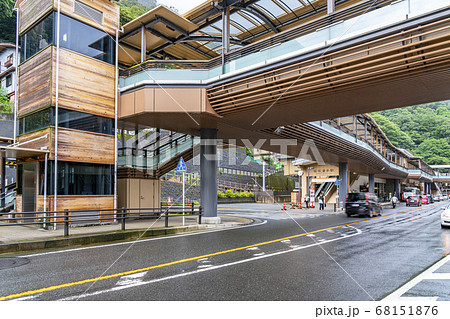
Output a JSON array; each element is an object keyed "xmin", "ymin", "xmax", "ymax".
[{"xmin": 0, "ymin": 208, "xmax": 419, "ymax": 301}]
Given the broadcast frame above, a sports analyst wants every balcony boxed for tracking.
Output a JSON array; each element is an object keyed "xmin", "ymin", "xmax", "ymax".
[{"xmin": 4, "ymin": 59, "xmax": 13, "ymax": 68}]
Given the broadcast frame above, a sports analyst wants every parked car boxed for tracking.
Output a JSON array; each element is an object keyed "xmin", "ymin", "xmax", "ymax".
[
  {"xmin": 444, "ymin": 195, "xmax": 449, "ymax": 200},
  {"xmin": 406, "ymin": 196, "xmax": 421, "ymax": 207},
  {"xmin": 441, "ymin": 204, "xmax": 450, "ymax": 228},
  {"xmin": 420, "ymin": 195, "xmax": 430, "ymax": 204},
  {"xmin": 345, "ymin": 192, "xmax": 382, "ymax": 218},
  {"xmin": 433, "ymin": 195, "xmax": 440, "ymax": 202}
]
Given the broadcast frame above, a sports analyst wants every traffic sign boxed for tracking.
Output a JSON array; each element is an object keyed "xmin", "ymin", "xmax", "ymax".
[
  {"xmin": 335, "ymin": 179, "xmax": 340, "ymax": 186},
  {"xmin": 176, "ymin": 157, "xmax": 187, "ymax": 173}
]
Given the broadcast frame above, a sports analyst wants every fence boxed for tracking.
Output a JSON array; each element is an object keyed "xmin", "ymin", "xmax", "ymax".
[{"xmin": 0, "ymin": 205, "xmax": 203, "ymax": 237}]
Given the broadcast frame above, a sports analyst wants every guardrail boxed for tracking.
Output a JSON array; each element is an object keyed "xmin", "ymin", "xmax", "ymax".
[{"xmin": 0, "ymin": 205, "xmax": 203, "ymax": 237}]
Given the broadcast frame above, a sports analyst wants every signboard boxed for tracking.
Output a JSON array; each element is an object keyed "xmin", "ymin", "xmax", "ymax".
[
  {"xmin": 335, "ymin": 179, "xmax": 340, "ymax": 186},
  {"xmin": 176, "ymin": 157, "xmax": 187, "ymax": 173}
]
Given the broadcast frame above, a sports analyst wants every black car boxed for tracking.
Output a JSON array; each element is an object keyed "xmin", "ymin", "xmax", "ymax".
[{"xmin": 345, "ymin": 192, "xmax": 382, "ymax": 218}]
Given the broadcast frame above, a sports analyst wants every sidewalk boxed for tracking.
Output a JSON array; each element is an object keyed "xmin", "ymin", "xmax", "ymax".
[{"xmin": 0, "ymin": 215, "xmax": 252, "ymax": 254}]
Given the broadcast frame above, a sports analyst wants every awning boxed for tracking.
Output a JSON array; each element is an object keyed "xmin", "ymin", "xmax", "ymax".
[{"xmin": 0, "ymin": 146, "xmax": 49, "ymax": 160}]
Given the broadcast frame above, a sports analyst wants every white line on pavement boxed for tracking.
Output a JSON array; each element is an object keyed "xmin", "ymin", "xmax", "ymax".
[
  {"xmin": 57, "ymin": 226, "xmax": 362, "ymax": 301},
  {"xmin": 19, "ymin": 220, "xmax": 268, "ymax": 259},
  {"xmin": 383, "ymin": 254, "xmax": 450, "ymax": 300}
]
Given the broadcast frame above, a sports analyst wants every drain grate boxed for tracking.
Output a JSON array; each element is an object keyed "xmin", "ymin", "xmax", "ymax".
[{"xmin": 0, "ymin": 257, "xmax": 30, "ymax": 270}]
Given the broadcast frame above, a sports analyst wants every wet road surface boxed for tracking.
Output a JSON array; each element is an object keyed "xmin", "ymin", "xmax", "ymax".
[{"xmin": 0, "ymin": 201, "xmax": 449, "ymax": 301}]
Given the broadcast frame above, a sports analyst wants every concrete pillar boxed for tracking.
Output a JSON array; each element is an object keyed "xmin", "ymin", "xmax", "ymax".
[
  {"xmin": 339, "ymin": 162, "xmax": 348, "ymax": 207},
  {"xmin": 200, "ymin": 128, "xmax": 220, "ymax": 223},
  {"xmin": 394, "ymin": 179, "xmax": 400, "ymax": 197},
  {"xmin": 369, "ymin": 174, "xmax": 375, "ymax": 194}
]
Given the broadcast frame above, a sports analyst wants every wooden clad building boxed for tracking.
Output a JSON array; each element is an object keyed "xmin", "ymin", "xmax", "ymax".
[{"xmin": 14, "ymin": 0, "xmax": 119, "ymax": 216}]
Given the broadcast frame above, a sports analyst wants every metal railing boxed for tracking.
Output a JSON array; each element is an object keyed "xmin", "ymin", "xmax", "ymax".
[
  {"xmin": 119, "ymin": 0, "xmax": 396, "ymax": 78},
  {"xmin": 0, "ymin": 205, "xmax": 203, "ymax": 237},
  {"xmin": 217, "ymin": 180, "xmax": 260, "ymax": 192}
]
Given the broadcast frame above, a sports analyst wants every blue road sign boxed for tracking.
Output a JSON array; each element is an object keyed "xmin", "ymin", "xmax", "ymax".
[
  {"xmin": 176, "ymin": 157, "xmax": 187, "ymax": 173},
  {"xmin": 335, "ymin": 179, "xmax": 340, "ymax": 186}
]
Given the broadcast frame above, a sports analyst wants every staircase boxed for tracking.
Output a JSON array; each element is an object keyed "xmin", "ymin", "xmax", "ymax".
[{"xmin": 118, "ymin": 133, "xmax": 199, "ymax": 179}]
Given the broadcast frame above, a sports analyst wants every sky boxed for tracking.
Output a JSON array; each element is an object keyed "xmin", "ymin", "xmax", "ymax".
[{"xmin": 157, "ymin": 0, "xmax": 206, "ymax": 14}]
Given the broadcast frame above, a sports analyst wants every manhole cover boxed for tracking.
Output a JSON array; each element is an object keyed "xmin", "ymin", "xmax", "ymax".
[{"xmin": 0, "ymin": 257, "xmax": 30, "ymax": 270}]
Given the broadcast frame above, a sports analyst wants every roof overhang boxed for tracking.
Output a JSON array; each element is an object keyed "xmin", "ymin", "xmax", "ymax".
[{"xmin": 0, "ymin": 146, "xmax": 49, "ymax": 159}]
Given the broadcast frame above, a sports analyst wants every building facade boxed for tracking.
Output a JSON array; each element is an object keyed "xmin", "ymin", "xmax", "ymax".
[
  {"xmin": 0, "ymin": 43, "xmax": 18, "ymax": 102},
  {"xmin": 14, "ymin": 0, "xmax": 119, "ymax": 216}
]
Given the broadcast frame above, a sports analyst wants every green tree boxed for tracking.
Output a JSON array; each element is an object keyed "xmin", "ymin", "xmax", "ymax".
[
  {"xmin": 370, "ymin": 113, "xmax": 414, "ymax": 150},
  {"xmin": 374, "ymin": 100, "xmax": 450, "ymax": 164},
  {"xmin": 113, "ymin": 0, "xmax": 155, "ymax": 25},
  {"xmin": 0, "ymin": 0, "xmax": 16, "ymax": 43},
  {"xmin": 0, "ymin": 88, "xmax": 13, "ymax": 113}
]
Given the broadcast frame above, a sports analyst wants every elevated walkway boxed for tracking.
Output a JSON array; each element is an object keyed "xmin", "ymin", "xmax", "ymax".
[{"xmin": 119, "ymin": 0, "xmax": 450, "ymax": 135}]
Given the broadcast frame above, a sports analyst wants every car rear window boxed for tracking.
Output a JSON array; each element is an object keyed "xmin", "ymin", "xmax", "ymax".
[{"xmin": 347, "ymin": 193, "xmax": 366, "ymax": 201}]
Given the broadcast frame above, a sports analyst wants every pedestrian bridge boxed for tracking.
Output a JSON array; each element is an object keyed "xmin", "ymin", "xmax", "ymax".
[{"xmin": 119, "ymin": 0, "xmax": 450, "ymax": 136}]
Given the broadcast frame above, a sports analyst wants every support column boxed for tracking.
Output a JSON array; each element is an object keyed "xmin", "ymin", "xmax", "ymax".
[
  {"xmin": 200, "ymin": 128, "xmax": 220, "ymax": 223},
  {"xmin": 394, "ymin": 179, "xmax": 400, "ymax": 197},
  {"xmin": 141, "ymin": 25, "xmax": 146, "ymax": 63},
  {"xmin": 221, "ymin": 7, "xmax": 230, "ymax": 73},
  {"xmin": 339, "ymin": 162, "xmax": 348, "ymax": 207},
  {"xmin": 369, "ymin": 174, "xmax": 375, "ymax": 194},
  {"xmin": 327, "ymin": 0, "xmax": 335, "ymax": 14}
]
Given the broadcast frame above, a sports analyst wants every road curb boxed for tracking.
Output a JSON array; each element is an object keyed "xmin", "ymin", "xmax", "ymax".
[{"xmin": 0, "ymin": 218, "xmax": 253, "ymax": 255}]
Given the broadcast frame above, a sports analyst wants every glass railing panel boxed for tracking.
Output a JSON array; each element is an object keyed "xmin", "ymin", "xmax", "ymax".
[
  {"xmin": 120, "ymin": 0, "xmax": 449, "ymax": 86},
  {"xmin": 410, "ymin": 0, "xmax": 450, "ymax": 17}
]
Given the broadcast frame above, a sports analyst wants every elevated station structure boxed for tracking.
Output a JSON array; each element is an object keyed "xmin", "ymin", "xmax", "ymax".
[{"xmin": 3, "ymin": 0, "xmax": 450, "ymax": 222}]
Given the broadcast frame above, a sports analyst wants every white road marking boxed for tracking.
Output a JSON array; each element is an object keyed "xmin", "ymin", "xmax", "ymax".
[
  {"xmin": 19, "ymin": 220, "xmax": 268, "ymax": 258},
  {"xmin": 422, "ymin": 273, "xmax": 450, "ymax": 280},
  {"xmin": 116, "ymin": 271, "xmax": 148, "ymax": 286},
  {"xmin": 57, "ymin": 226, "xmax": 362, "ymax": 301},
  {"xmin": 383, "ymin": 254, "xmax": 450, "ymax": 300},
  {"xmin": 197, "ymin": 258, "xmax": 209, "ymax": 263},
  {"xmin": 306, "ymin": 234, "xmax": 315, "ymax": 237},
  {"xmin": 14, "ymin": 294, "xmax": 41, "ymax": 301},
  {"xmin": 246, "ymin": 247, "xmax": 260, "ymax": 251},
  {"xmin": 281, "ymin": 239, "xmax": 291, "ymax": 244}
]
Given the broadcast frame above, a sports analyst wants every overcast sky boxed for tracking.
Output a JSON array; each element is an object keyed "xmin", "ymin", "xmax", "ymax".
[{"xmin": 157, "ymin": 0, "xmax": 206, "ymax": 14}]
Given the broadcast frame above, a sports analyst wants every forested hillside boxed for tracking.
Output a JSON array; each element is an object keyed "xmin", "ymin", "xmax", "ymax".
[{"xmin": 372, "ymin": 101, "xmax": 450, "ymax": 165}]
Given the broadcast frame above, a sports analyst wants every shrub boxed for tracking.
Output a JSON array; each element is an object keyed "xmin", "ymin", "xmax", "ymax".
[
  {"xmin": 248, "ymin": 192, "xmax": 254, "ymax": 197},
  {"xmin": 239, "ymin": 192, "xmax": 247, "ymax": 197},
  {"xmin": 225, "ymin": 190, "xmax": 234, "ymax": 198},
  {"xmin": 193, "ymin": 201, "xmax": 200, "ymax": 205},
  {"xmin": 217, "ymin": 190, "xmax": 225, "ymax": 198}
]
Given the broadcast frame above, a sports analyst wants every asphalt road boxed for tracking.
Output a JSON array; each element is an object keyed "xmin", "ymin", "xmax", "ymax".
[{"xmin": 0, "ymin": 201, "xmax": 449, "ymax": 301}]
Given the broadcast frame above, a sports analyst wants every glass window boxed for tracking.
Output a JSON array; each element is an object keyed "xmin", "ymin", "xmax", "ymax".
[
  {"xmin": 40, "ymin": 161, "xmax": 113, "ymax": 196},
  {"xmin": 19, "ymin": 108, "xmax": 54, "ymax": 135},
  {"xmin": 58, "ymin": 108, "xmax": 114, "ymax": 135},
  {"xmin": 20, "ymin": 13, "xmax": 54, "ymax": 62},
  {"xmin": 17, "ymin": 164, "xmax": 23, "ymax": 195},
  {"xmin": 5, "ymin": 74, "xmax": 12, "ymax": 87},
  {"xmin": 19, "ymin": 107, "xmax": 114, "ymax": 136},
  {"xmin": 20, "ymin": 13, "xmax": 114, "ymax": 65},
  {"xmin": 59, "ymin": 14, "xmax": 114, "ymax": 64}
]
